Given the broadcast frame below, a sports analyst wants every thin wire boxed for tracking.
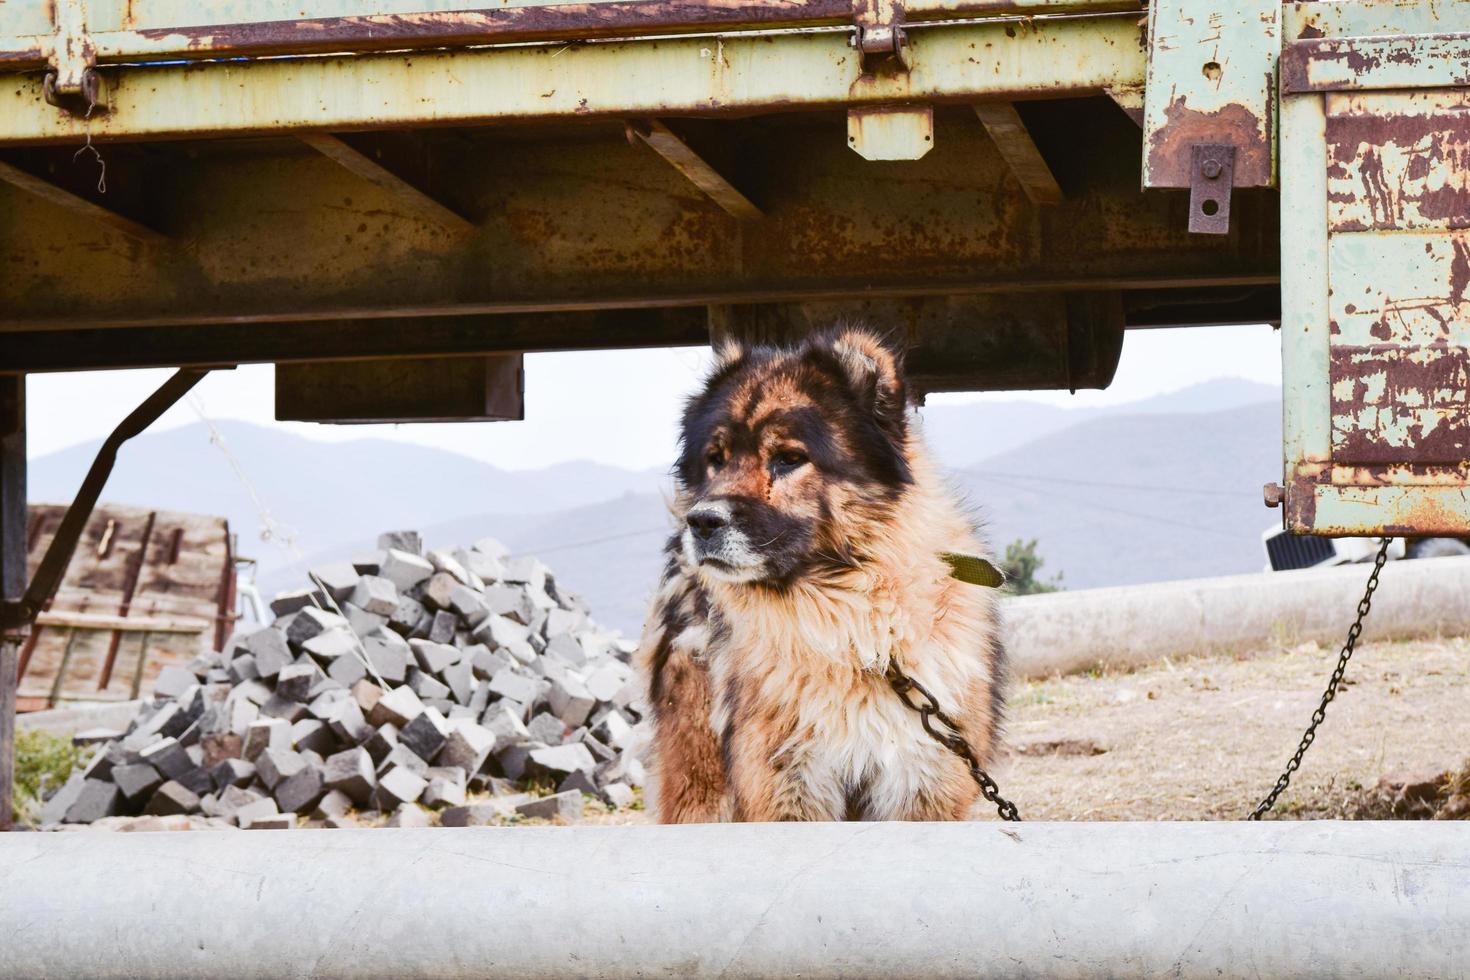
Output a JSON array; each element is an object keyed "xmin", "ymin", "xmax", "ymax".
[
  {"xmin": 186, "ymin": 393, "xmax": 303, "ymax": 559},
  {"xmin": 969, "ymin": 472, "xmax": 1242, "ymax": 539},
  {"xmin": 974, "ymin": 468, "xmax": 1246, "ymax": 499}
]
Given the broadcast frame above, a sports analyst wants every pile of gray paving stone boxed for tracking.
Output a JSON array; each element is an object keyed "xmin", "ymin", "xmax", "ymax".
[{"xmin": 40, "ymin": 531, "xmax": 649, "ymax": 830}]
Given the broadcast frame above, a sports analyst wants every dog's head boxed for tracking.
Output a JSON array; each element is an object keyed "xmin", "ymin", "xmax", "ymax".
[{"xmin": 674, "ymin": 328, "xmax": 913, "ymax": 586}]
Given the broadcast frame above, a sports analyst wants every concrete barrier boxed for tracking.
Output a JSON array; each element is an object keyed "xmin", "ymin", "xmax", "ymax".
[
  {"xmin": 1005, "ymin": 554, "xmax": 1470, "ymax": 679},
  {"xmin": 1, "ymin": 822, "xmax": 1466, "ymax": 978},
  {"xmin": 15, "ymin": 700, "xmax": 143, "ymax": 736}
]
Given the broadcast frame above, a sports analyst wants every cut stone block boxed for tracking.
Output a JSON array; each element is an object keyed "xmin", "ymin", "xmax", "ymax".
[
  {"xmin": 291, "ymin": 718, "xmax": 337, "ymax": 756},
  {"xmin": 309, "ymin": 561, "xmax": 361, "ymax": 601},
  {"xmin": 449, "ymin": 585, "xmax": 489, "ymax": 627},
  {"xmin": 227, "ymin": 654, "xmax": 260, "ymax": 685},
  {"xmin": 475, "ymin": 613, "xmax": 531, "ymax": 650},
  {"xmin": 343, "ymin": 603, "xmax": 389, "ymax": 638},
  {"xmin": 515, "ymin": 790, "xmax": 583, "ymax": 822},
  {"xmin": 482, "ymin": 705, "xmax": 531, "ymax": 745},
  {"xmin": 441, "ymin": 661, "xmax": 475, "ymax": 705},
  {"xmin": 199, "ymin": 732, "xmax": 242, "ymax": 769},
  {"xmin": 378, "ymin": 531, "xmax": 423, "ymax": 555},
  {"xmin": 270, "ymin": 589, "xmax": 319, "ymax": 617},
  {"xmin": 352, "ymin": 679, "xmax": 385, "ymax": 716},
  {"xmin": 526, "ymin": 743, "xmax": 597, "ymax": 783},
  {"xmin": 243, "ymin": 812, "xmax": 297, "ymax": 830},
  {"xmin": 440, "ymin": 802, "xmax": 515, "ymax": 827},
  {"xmin": 469, "ymin": 645, "xmax": 512, "ymax": 680},
  {"xmin": 274, "ymin": 765, "xmax": 325, "ymax": 815},
  {"xmin": 246, "ymin": 628, "xmax": 293, "ymax": 680},
  {"xmin": 40, "ymin": 774, "xmax": 88, "ymax": 825},
  {"xmin": 422, "ymin": 768, "xmax": 467, "ymax": 809},
  {"xmin": 376, "ymin": 743, "xmax": 430, "ymax": 779},
  {"xmin": 584, "ymin": 662, "xmax": 630, "ymax": 703},
  {"xmin": 362, "ymin": 627, "xmax": 410, "ymax": 684},
  {"xmin": 380, "ymin": 548, "xmax": 434, "ymax": 592},
  {"xmin": 438, "ymin": 721, "xmax": 496, "ymax": 773},
  {"xmin": 112, "ymin": 763, "xmax": 164, "ymax": 805},
  {"xmin": 139, "ymin": 737, "xmax": 195, "ymax": 781},
  {"xmin": 144, "ymin": 780, "xmax": 201, "ymax": 817},
  {"xmin": 368, "ymin": 685, "xmax": 424, "ymax": 729},
  {"xmin": 602, "ymin": 781, "xmax": 636, "ymax": 808},
  {"xmin": 400, "ymin": 707, "xmax": 450, "ymax": 762},
  {"xmin": 374, "ymin": 766, "xmax": 428, "ymax": 809},
  {"xmin": 350, "ymin": 575, "xmax": 399, "ymax": 617},
  {"xmin": 428, "ymin": 611, "xmax": 458, "ymax": 644},
  {"xmin": 592, "ymin": 711, "xmax": 635, "ymax": 751},
  {"xmin": 406, "ymin": 667, "xmax": 451, "ymax": 702},
  {"xmin": 242, "ymin": 718, "xmax": 291, "ymax": 762},
  {"xmin": 487, "ymin": 669, "xmax": 540, "ymax": 706},
  {"xmin": 259, "ymin": 694, "xmax": 309, "ymax": 724},
  {"xmin": 256, "ymin": 748, "xmax": 307, "ymax": 791},
  {"xmin": 543, "ymin": 633, "xmax": 587, "ymax": 668},
  {"xmin": 385, "ymin": 803, "xmax": 434, "ymax": 828},
  {"xmin": 211, "ymin": 758, "xmax": 256, "ymax": 791},
  {"xmin": 421, "ymin": 571, "xmax": 459, "ymax": 611},
  {"xmin": 501, "ymin": 640, "xmax": 537, "ymax": 667},
  {"xmin": 314, "ymin": 789, "xmax": 353, "ymax": 820},
  {"xmin": 409, "ymin": 639, "xmax": 458, "ymax": 675},
  {"xmin": 526, "ymin": 712, "xmax": 568, "ymax": 746},
  {"xmin": 286, "ymin": 606, "xmax": 347, "ymax": 648},
  {"xmin": 326, "ymin": 696, "xmax": 371, "ymax": 745},
  {"xmin": 276, "ymin": 663, "xmax": 319, "ymax": 702},
  {"xmin": 327, "ymin": 651, "xmax": 369, "ymax": 688},
  {"xmin": 548, "ymin": 673, "xmax": 596, "ymax": 728},
  {"xmin": 64, "ymin": 779, "xmax": 121, "ymax": 823},
  {"xmin": 362, "ymin": 724, "xmax": 399, "ymax": 765},
  {"xmin": 388, "ymin": 595, "xmax": 428, "ymax": 637},
  {"xmin": 494, "ymin": 741, "xmax": 547, "ymax": 783},
  {"xmin": 303, "ymin": 628, "xmax": 358, "ymax": 662},
  {"xmin": 324, "ymin": 747, "xmax": 377, "ymax": 805},
  {"xmin": 153, "ymin": 664, "xmax": 197, "ymax": 700}
]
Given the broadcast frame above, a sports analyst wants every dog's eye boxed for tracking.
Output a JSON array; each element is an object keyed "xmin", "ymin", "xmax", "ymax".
[
  {"xmin": 706, "ymin": 449, "xmax": 726, "ymax": 469},
  {"xmin": 772, "ymin": 450, "xmax": 809, "ymax": 472}
]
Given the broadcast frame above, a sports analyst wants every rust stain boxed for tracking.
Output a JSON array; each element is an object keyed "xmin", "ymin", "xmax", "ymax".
[
  {"xmin": 1327, "ymin": 109, "xmax": 1470, "ymax": 232},
  {"xmin": 1330, "ymin": 343, "xmax": 1470, "ymax": 464},
  {"xmin": 1146, "ymin": 97, "xmax": 1271, "ymax": 187}
]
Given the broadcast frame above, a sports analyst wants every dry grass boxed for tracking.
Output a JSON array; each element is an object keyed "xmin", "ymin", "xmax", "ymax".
[{"xmin": 994, "ymin": 634, "xmax": 1470, "ymax": 821}]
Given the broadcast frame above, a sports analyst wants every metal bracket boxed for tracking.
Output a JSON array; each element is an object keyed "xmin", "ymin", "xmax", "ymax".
[
  {"xmin": 42, "ymin": 0, "xmax": 104, "ymax": 116},
  {"xmin": 1188, "ymin": 144, "xmax": 1235, "ymax": 235},
  {"xmin": 0, "ymin": 369, "xmax": 208, "ymax": 641},
  {"xmin": 853, "ymin": 0, "xmax": 910, "ymax": 74}
]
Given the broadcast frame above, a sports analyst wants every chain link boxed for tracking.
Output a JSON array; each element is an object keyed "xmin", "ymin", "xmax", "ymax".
[
  {"xmin": 1247, "ymin": 538, "xmax": 1391, "ymax": 820},
  {"xmin": 886, "ymin": 664, "xmax": 1021, "ymax": 821}
]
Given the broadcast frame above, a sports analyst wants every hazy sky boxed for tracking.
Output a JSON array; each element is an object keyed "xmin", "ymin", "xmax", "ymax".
[{"xmin": 26, "ymin": 324, "xmax": 1280, "ymax": 471}]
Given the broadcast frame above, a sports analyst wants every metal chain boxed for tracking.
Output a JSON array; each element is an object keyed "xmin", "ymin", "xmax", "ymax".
[
  {"xmin": 1247, "ymin": 537, "xmax": 1391, "ymax": 820},
  {"xmin": 886, "ymin": 664, "xmax": 1021, "ymax": 821}
]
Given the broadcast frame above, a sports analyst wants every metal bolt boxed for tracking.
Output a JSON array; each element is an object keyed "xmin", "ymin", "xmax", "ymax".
[
  {"xmin": 1263, "ymin": 483, "xmax": 1285, "ymax": 508},
  {"xmin": 1201, "ymin": 159, "xmax": 1223, "ymax": 180}
]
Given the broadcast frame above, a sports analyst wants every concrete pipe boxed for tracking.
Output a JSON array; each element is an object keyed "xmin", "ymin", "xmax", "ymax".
[
  {"xmin": 1005, "ymin": 554, "xmax": 1470, "ymax": 679},
  {"xmin": 2, "ymin": 821, "xmax": 1467, "ymax": 978}
]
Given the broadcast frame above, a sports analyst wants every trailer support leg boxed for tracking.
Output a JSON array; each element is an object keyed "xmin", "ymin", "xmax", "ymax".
[{"xmin": 0, "ymin": 375, "xmax": 25, "ymax": 832}]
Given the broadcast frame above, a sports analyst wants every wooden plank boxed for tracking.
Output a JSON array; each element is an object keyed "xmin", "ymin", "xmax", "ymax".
[
  {"xmin": 973, "ymin": 103, "xmax": 1063, "ymax": 205},
  {"xmin": 0, "ymin": 159, "xmax": 168, "ymax": 246},
  {"xmin": 298, "ymin": 133, "xmax": 475, "ymax": 233},
  {"xmin": 33, "ymin": 610, "xmax": 211, "ymax": 634},
  {"xmin": 629, "ymin": 120, "xmax": 762, "ymax": 222}
]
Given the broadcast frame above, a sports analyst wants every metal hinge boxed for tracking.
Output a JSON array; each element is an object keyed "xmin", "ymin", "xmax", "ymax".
[
  {"xmin": 43, "ymin": 0, "xmax": 104, "ymax": 116},
  {"xmin": 1188, "ymin": 144, "xmax": 1235, "ymax": 235},
  {"xmin": 853, "ymin": 0, "xmax": 910, "ymax": 73}
]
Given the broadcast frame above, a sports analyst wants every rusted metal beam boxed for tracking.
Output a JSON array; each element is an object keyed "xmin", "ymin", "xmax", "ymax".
[
  {"xmin": 0, "ymin": 0, "xmax": 1145, "ymax": 71},
  {"xmin": 0, "ymin": 159, "xmax": 165, "ymax": 245},
  {"xmin": 628, "ymin": 120, "xmax": 761, "ymax": 221},
  {"xmin": 276, "ymin": 354, "xmax": 524, "ymax": 423},
  {"xmin": 1281, "ymin": 33, "xmax": 1470, "ymax": 94},
  {"xmin": 298, "ymin": 133, "xmax": 474, "ymax": 233},
  {"xmin": 0, "ymin": 16, "xmax": 1146, "ymax": 145},
  {"xmin": 973, "ymin": 103, "xmax": 1062, "ymax": 204}
]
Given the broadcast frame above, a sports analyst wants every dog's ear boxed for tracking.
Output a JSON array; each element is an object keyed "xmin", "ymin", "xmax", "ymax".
[
  {"xmin": 711, "ymin": 336, "xmax": 747, "ymax": 372},
  {"xmin": 828, "ymin": 329, "xmax": 907, "ymax": 440}
]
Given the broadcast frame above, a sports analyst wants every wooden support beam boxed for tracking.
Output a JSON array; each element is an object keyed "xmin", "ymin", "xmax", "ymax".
[
  {"xmin": 0, "ymin": 159, "xmax": 167, "ymax": 245},
  {"xmin": 298, "ymin": 133, "xmax": 475, "ymax": 233},
  {"xmin": 973, "ymin": 103, "xmax": 1064, "ymax": 205},
  {"xmin": 33, "ymin": 610, "xmax": 211, "ymax": 634},
  {"xmin": 628, "ymin": 119, "xmax": 763, "ymax": 222}
]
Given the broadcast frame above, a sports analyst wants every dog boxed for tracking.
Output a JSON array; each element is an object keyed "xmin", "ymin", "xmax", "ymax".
[{"xmin": 637, "ymin": 327, "xmax": 1005, "ymax": 822}]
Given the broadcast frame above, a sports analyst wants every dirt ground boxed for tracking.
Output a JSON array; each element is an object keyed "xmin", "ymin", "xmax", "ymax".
[{"xmin": 995, "ymin": 633, "xmax": 1470, "ymax": 821}]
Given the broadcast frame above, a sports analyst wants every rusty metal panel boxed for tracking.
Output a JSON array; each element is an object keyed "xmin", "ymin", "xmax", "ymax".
[
  {"xmin": 1286, "ymin": 0, "xmax": 1470, "ymax": 42},
  {"xmin": 1325, "ymin": 91, "xmax": 1470, "ymax": 232},
  {"xmin": 1282, "ymin": 33, "xmax": 1470, "ymax": 95},
  {"xmin": 275, "ymin": 355, "xmax": 525, "ymax": 423},
  {"xmin": 1305, "ymin": 485, "xmax": 1470, "ymax": 536},
  {"xmin": 1142, "ymin": 0, "xmax": 1279, "ymax": 189},
  {"xmin": 1327, "ymin": 228, "xmax": 1470, "ymax": 465}
]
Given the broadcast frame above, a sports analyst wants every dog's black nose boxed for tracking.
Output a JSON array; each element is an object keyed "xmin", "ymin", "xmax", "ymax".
[{"xmin": 687, "ymin": 508, "xmax": 728, "ymax": 541}]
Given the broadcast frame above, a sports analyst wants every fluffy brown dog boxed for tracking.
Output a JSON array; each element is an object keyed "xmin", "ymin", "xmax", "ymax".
[{"xmin": 637, "ymin": 328, "xmax": 1005, "ymax": 822}]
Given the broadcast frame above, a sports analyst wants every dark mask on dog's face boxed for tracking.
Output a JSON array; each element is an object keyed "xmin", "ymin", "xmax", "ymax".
[{"xmin": 674, "ymin": 330, "xmax": 914, "ymax": 587}]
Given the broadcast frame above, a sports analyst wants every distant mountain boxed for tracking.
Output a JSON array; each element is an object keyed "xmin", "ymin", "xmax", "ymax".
[
  {"xmin": 29, "ymin": 421, "xmax": 667, "ymax": 574},
  {"xmin": 919, "ymin": 377, "xmax": 1278, "ymax": 467}
]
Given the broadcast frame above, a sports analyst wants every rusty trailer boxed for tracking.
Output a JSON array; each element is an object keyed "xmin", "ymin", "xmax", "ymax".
[{"xmin": 0, "ymin": 0, "xmax": 1468, "ymax": 830}]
